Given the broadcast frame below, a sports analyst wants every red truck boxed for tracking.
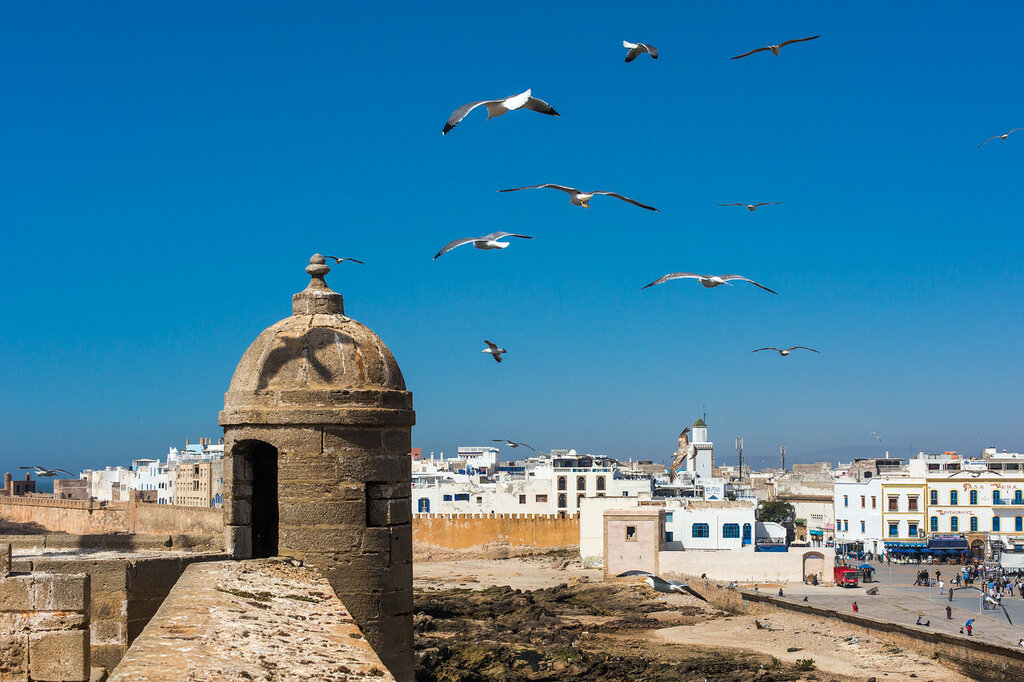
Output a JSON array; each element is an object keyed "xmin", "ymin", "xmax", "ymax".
[{"xmin": 834, "ymin": 566, "xmax": 859, "ymax": 588}]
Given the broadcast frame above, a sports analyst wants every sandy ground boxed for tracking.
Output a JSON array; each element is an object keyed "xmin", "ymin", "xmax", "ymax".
[{"xmin": 415, "ymin": 554, "xmax": 970, "ymax": 682}]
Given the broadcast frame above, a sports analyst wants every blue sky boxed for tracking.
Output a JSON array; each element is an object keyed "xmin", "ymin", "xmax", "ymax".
[{"xmin": 1, "ymin": 2, "xmax": 1023, "ymax": 476}]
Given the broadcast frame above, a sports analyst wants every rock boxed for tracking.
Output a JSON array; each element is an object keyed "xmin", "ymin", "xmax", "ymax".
[{"xmin": 786, "ymin": 647, "xmax": 802, "ymax": 653}]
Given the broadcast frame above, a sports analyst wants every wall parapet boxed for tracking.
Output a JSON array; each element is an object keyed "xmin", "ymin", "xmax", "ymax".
[{"xmin": 413, "ymin": 512, "xmax": 579, "ymax": 550}]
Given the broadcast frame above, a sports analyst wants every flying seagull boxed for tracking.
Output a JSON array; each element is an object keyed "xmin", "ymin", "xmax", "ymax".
[
  {"xmin": 442, "ymin": 89, "xmax": 559, "ymax": 135},
  {"xmin": 499, "ymin": 184, "xmax": 658, "ymax": 212},
  {"xmin": 325, "ymin": 256, "xmax": 364, "ymax": 265},
  {"xmin": 19, "ymin": 466, "xmax": 73, "ymax": 477},
  {"xmin": 977, "ymin": 128, "xmax": 1023, "ymax": 148},
  {"xmin": 482, "ymin": 340, "xmax": 507, "ymax": 363},
  {"xmin": 433, "ymin": 232, "xmax": 533, "ymax": 260},
  {"xmin": 719, "ymin": 202, "xmax": 784, "ymax": 212},
  {"xmin": 617, "ymin": 570, "xmax": 707, "ymax": 602},
  {"xmin": 731, "ymin": 36, "xmax": 821, "ymax": 59},
  {"xmin": 623, "ymin": 41, "xmax": 658, "ymax": 62},
  {"xmin": 751, "ymin": 346, "xmax": 820, "ymax": 356},
  {"xmin": 492, "ymin": 439, "xmax": 536, "ymax": 451},
  {"xmin": 642, "ymin": 273, "xmax": 777, "ymax": 294}
]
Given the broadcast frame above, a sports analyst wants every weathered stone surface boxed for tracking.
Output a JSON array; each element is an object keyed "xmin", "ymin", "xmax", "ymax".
[
  {"xmin": 1, "ymin": 543, "xmax": 10, "ymax": 577},
  {"xmin": 0, "ymin": 633, "xmax": 27, "ymax": 678},
  {"xmin": 33, "ymin": 572, "xmax": 90, "ymax": 612},
  {"xmin": 0, "ymin": 575, "xmax": 32, "ymax": 611},
  {"xmin": 29, "ymin": 629, "xmax": 90, "ymax": 682}
]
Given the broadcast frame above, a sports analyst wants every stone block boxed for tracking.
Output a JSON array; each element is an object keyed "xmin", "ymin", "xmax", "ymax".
[
  {"xmin": 0, "ymin": 575, "xmax": 32, "ymax": 611},
  {"xmin": 27, "ymin": 610, "xmax": 88, "ymax": 630},
  {"xmin": 277, "ymin": 452, "xmax": 339, "ymax": 482},
  {"xmin": 379, "ymin": 588, "xmax": 413, "ymax": 618},
  {"xmin": 386, "ymin": 499, "xmax": 411, "ymax": 526},
  {"xmin": 278, "ymin": 526, "xmax": 361, "ymax": 554},
  {"xmin": 364, "ymin": 482, "xmax": 408, "ymax": 500},
  {"xmin": 29, "ymin": 629, "xmax": 89, "ymax": 682},
  {"xmin": 90, "ymin": 643, "xmax": 125, "ymax": 673},
  {"xmin": 90, "ymin": 618, "xmax": 125, "ymax": 646},
  {"xmin": 0, "ymin": 633, "xmax": 27, "ymax": 678},
  {"xmin": 367, "ymin": 499, "xmax": 388, "ymax": 527},
  {"xmin": 323, "ymin": 427, "xmax": 384, "ymax": 453},
  {"xmin": 225, "ymin": 525, "xmax": 252, "ymax": 560},
  {"xmin": 336, "ymin": 456, "xmax": 406, "ymax": 482},
  {"xmin": 278, "ymin": 499, "xmax": 365, "ymax": 528},
  {"xmin": 224, "ymin": 497, "xmax": 251, "ymax": 526},
  {"xmin": 32, "ymin": 573, "xmax": 89, "ymax": 612},
  {"xmin": 383, "ymin": 428, "xmax": 411, "ymax": 454},
  {"xmin": 385, "ymin": 561, "xmax": 413, "ymax": 591},
  {"xmin": 1, "ymin": 543, "xmax": 10, "ymax": 577},
  {"xmin": 361, "ymin": 527, "xmax": 390, "ymax": 553},
  {"xmin": 389, "ymin": 523, "xmax": 412, "ymax": 560}
]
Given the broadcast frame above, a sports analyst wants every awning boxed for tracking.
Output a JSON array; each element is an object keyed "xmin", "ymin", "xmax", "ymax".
[
  {"xmin": 809, "ymin": 529, "xmax": 824, "ymax": 536},
  {"xmin": 885, "ymin": 541, "xmax": 927, "ymax": 549},
  {"xmin": 928, "ymin": 538, "xmax": 968, "ymax": 550}
]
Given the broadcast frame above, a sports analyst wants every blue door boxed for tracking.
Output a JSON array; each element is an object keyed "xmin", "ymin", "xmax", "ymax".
[{"xmin": 742, "ymin": 523, "xmax": 752, "ymax": 546}]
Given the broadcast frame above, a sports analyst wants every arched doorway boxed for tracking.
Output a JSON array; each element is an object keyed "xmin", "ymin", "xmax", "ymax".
[
  {"xmin": 802, "ymin": 551, "xmax": 825, "ymax": 582},
  {"xmin": 232, "ymin": 440, "xmax": 279, "ymax": 559},
  {"xmin": 970, "ymin": 539, "xmax": 985, "ymax": 560}
]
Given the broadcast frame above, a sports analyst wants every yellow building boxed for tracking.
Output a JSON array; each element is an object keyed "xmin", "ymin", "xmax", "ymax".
[{"xmin": 173, "ymin": 460, "xmax": 223, "ymax": 507}]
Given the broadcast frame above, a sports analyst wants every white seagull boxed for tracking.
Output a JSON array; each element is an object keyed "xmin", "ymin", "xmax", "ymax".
[
  {"xmin": 482, "ymin": 340, "xmax": 507, "ymax": 363},
  {"xmin": 499, "ymin": 184, "xmax": 658, "ymax": 212},
  {"xmin": 19, "ymin": 466, "xmax": 73, "ymax": 478},
  {"xmin": 433, "ymin": 232, "xmax": 533, "ymax": 260},
  {"xmin": 617, "ymin": 570, "xmax": 707, "ymax": 602},
  {"xmin": 642, "ymin": 272, "xmax": 777, "ymax": 294},
  {"xmin": 731, "ymin": 35, "xmax": 820, "ymax": 60},
  {"xmin": 492, "ymin": 439, "xmax": 535, "ymax": 451},
  {"xmin": 751, "ymin": 346, "xmax": 820, "ymax": 356},
  {"xmin": 719, "ymin": 202, "xmax": 784, "ymax": 212},
  {"xmin": 325, "ymin": 256, "xmax": 364, "ymax": 264},
  {"xmin": 623, "ymin": 41, "xmax": 658, "ymax": 62},
  {"xmin": 977, "ymin": 128, "xmax": 1023, "ymax": 148},
  {"xmin": 442, "ymin": 89, "xmax": 559, "ymax": 135}
]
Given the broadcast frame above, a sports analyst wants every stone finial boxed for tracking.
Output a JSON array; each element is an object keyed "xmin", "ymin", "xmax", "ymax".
[{"xmin": 293, "ymin": 254, "xmax": 344, "ymax": 316}]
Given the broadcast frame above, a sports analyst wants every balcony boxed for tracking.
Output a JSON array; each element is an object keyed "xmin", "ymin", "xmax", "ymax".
[{"xmin": 991, "ymin": 499, "xmax": 1024, "ymax": 506}]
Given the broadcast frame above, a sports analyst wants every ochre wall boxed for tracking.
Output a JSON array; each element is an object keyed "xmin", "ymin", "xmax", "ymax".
[
  {"xmin": 0, "ymin": 495, "xmax": 223, "ymax": 537},
  {"xmin": 413, "ymin": 513, "xmax": 579, "ymax": 550}
]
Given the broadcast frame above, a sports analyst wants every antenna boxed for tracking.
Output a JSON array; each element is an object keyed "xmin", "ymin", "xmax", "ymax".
[
  {"xmin": 735, "ymin": 437, "xmax": 744, "ymax": 482},
  {"xmin": 780, "ymin": 445, "xmax": 786, "ymax": 471}
]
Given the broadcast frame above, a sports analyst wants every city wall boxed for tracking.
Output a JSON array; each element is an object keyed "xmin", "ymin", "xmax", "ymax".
[
  {"xmin": 658, "ymin": 548, "xmax": 835, "ymax": 584},
  {"xmin": 412, "ymin": 513, "xmax": 579, "ymax": 550},
  {"xmin": 0, "ymin": 494, "xmax": 224, "ymax": 537},
  {"xmin": 743, "ymin": 592, "xmax": 1024, "ymax": 682}
]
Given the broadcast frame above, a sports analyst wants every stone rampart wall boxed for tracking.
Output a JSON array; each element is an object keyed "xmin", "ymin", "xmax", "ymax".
[
  {"xmin": 658, "ymin": 548, "xmax": 835, "ymax": 584},
  {"xmin": 0, "ymin": 543, "xmax": 91, "ymax": 681},
  {"xmin": 743, "ymin": 592, "xmax": 1024, "ymax": 682},
  {"xmin": 413, "ymin": 513, "xmax": 579, "ymax": 550}
]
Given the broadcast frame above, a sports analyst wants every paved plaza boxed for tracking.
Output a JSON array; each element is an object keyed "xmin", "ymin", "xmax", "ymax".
[{"xmin": 757, "ymin": 561, "xmax": 1024, "ymax": 648}]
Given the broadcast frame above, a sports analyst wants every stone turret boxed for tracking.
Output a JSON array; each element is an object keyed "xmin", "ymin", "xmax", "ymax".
[{"xmin": 219, "ymin": 254, "xmax": 415, "ymax": 680}]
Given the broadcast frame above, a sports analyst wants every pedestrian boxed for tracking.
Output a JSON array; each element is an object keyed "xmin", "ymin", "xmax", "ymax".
[
  {"xmin": 778, "ymin": 588, "xmax": 784, "ymax": 597},
  {"xmin": 946, "ymin": 605, "xmax": 952, "ymax": 620},
  {"xmin": 916, "ymin": 616, "xmax": 922, "ymax": 625},
  {"xmin": 852, "ymin": 602, "xmax": 858, "ymax": 612},
  {"xmin": 939, "ymin": 579, "xmax": 944, "ymax": 595}
]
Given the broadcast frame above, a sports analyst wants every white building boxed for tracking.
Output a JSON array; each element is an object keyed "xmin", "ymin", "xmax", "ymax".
[
  {"xmin": 833, "ymin": 475, "xmax": 883, "ymax": 555},
  {"xmin": 130, "ymin": 458, "xmax": 174, "ymax": 505},
  {"xmin": 82, "ymin": 466, "xmax": 132, "ymax": 502}
]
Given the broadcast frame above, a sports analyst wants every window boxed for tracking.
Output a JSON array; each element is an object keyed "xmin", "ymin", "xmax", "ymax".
[
  {"xmin": 454, "ymin": 493, "xmax": 469, "ymax": 501},
  {"xmin": 742, "ymin": 523, "xmax": 752, "ymax": 545},
  {"xmin": 969, "ymin": 490, "xmax": 978, "ymax": 505},
  {"xmin": 889, "ymin": 523, "xmax": 899, "ymax": 537},
  {"xmin": 665, "ymin": 531, "xmax": 674, "ymax": 543},
  {"xmin": 723, "ymin": 523, "xmax": 740, "ymax": 538},
  {"xmin": 692, "ymin": 523, "xmax": 710, "ymax": 538},
  {"xmin": 1016, "ymin": 517, "xmax": 1023, "ymax": 532},
  {"xmin": 844, "ymin": 520, "xmax": 849, "ymax": 531},
  {"xmin": 536, "ymin": 494, "xmax": 548, "ymax": 503},
  {"xmin": 950, "ymin": 490, "xmax": 958, "ymax": 505},
  {"xmin": 1015, "ymin": 490, "xmax": 1024, "ymax": 505},
  {"xmin": 519, "ymin": 495, "xmax": 526, "ymax": 505},
  {"xmin": 993, "ymin": 490, "xmax": 1001, "ymax": 505},
  {"xmin": 577, "ymin": 476, "xmax": 586, "ymax": 490},
  {"xmin": 475, "ymin": 496, "xmax": 482, "ymax": 504},
  {"xmin": 992, "ymin": 516, "xmax": 1000, "ymax": 532},
  {"xmin": 888, "ymin": 497, "xmax": 898, "ymax": 512},
  {"xmin": 860, "ymin": 520, "xmax": 866, "ymax": 533},
  {"xmin": 930, "ymin": 516, "xmax": 938, "ymax": 532},
  {"xmin": 557, "ymin": 476, "xmax": 567, "ymax": 491},
  {"xmin": 950, "ymin": 517, "xmax": 959, "ymax": 532},
  {"xmin": 861, "ymin": 495, "xmax": 866, "ymax": 508},
  {"xmin": 871, "ymin": 496, "xmax": 877, "ymax": 509},
  {"xmin": 596, "ymin": 476, "xmax": 606, "ymax": 491},
  {"xmin": 621, "ymin": 491, "xmax": 629, "ymax": 496},
  {"xmin": 665, "ymin": 512, "xmax": 673, "ymax": 523},
  {"xmin": 930, "ymin": 490, "xmax": 938, "ymax": 505},
  {"xmin": 418, "ymin": 498, "xmax": 430, "ymax": 513},
  {"xmin": 843, "ymin": 495, "xmax": 849, "ymax": 508},
  {"xmin": 908, "ymin": 496, "xmax": 918, "ymax": 512},
  {"xmin": 625, "ymin": 526, "xmax": 637, "ymax": 541},
  {"xmin": 970, "ymin": 516, "xmax": 978, "ymax": 532},
  {"xmin": 557, "ymin": 493, "xmax": 566, "ymax": 508},
  {"xmin": 908, "ymin": 523, "xmax": 918, "ymax": 537},
  {"xmin": 577, "ymin": 493, "xmax": 584, "ymax": 508}
]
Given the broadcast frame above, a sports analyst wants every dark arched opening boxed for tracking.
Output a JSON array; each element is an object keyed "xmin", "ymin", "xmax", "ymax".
[{"xmin": 234, "ymin": 440, "xmax": 279, "ymax": 559}]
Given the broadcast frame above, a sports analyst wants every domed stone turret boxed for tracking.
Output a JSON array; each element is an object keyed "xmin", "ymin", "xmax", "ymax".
[{"xmin": 220, "ymin": 254, "xmax": 415, "ymax": 681}]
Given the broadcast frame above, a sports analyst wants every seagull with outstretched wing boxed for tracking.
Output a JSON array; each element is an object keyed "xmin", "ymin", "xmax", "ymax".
[
  {"xmin": 433, "ymin": 232, "xmax": 533, "ymax": 260},
  {"xmin": 643, "ymin": 272, "xmax": 777, "ymax": 294},
  {"xmin": 617, "ymin": 570, "xmax": 708, "ymax": 602},
  {"xmin": 499, "ymin": 184, "xmax": 658, "ymax": 212},
  {"xmin": 19, "ymin": 466, "xmax": 73, "ymax": 477},
  {"xmin": 719, "ymin": 202, "xmax": 784, "ymax": 212},
  {"xmin": 482, "ymin": 340, "xmax": 507, "ymax": 363},
  {"xmin": 751, "ymin": 346, "xmax": 819, "ymax": 356},
  {"xmin": 977, "ymin": 128, "xmax": 1023, "ymax": 148},
  {"xmin": 493, "ymin": 439, "xmax": 535, "ymax": 451},
  {"xmin": 731, "ymin": 36, "xmax": 820, "ymax": 59},
  {"xmin": 442, "ymin": 89, "xmax": 559, "ymax": 135},
  {"xmin": 325, "ymin": 256, "xmax": 364, "ymax": 264},
  {"xmin": 623, "ymin": 41, "xmax": 658, "ymax": 62}
]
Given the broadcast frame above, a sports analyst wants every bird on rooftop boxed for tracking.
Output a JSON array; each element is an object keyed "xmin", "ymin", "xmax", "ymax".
[
  {"xmin": 642, "ymin": 273, "xmax": 777, "ymax": 294},
  {"xmin": 433, "ymin": 232, "xmax": 533, "ymax": 260},
  {"xmin": 325, "ymin": 256, "xmax": 364, "ymax": 265},
  {"xmin": 442, "ymin": 89, "xmax": 559, "ymax": 135},
  {"xmin": 731, "ymin": 36, "xmax": 821, "ymax": 59},
  {"xmin": 617, "ymin": 570, "xmax": 707, "ymax": 602},
  {"xmin": 719, "ymin": 202, "xmax": 784, "ymax": 212},
  {"xmin": 751, "ymin": 346, "xmax": 820, "ymax": 356},
  {"xmin": 19, "ymin": 466, "xmax": 72, "ymax": 477},
  {"xmin": 623, "ymin": 41, "xmax": 658, "ymax": 62},
  {"xmin": 499, "ymin": 184, "xmax": 658, "ymax": 212},
  {"xmin": 493, "ymin": 439, "xmax": 535, "ymax": 451},
  {"xmin": 482, "ymin": 340, "xmax": 507, "ymax": 363},
  {"xmin": 977, "ymin": 128, "xmax": 1023, "ymax": 148}
]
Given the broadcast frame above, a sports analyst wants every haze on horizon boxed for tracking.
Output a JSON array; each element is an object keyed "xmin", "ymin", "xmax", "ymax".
[{"xmin": 1, "ymin": 2, "xmax": 1022, "ymax": 477}]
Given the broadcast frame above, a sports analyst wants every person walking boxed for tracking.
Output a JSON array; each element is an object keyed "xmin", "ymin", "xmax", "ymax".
[
  {"xmin": 965, "ymin": 619, "xmax": 974, "ymax": 636},
  {"xmin": 852, "ymin": 602, "xmax": 859, "ymax": 613},
  {"xmin": 946, "ymin": 605, "xmax": 952, "ymax": 620}
]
